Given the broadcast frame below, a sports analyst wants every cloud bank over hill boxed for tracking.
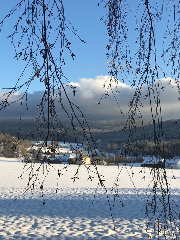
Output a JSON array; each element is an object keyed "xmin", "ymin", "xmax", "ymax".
[{"xmin": 0, "ymin": 76, "xmax": 180, "ymax": 120}]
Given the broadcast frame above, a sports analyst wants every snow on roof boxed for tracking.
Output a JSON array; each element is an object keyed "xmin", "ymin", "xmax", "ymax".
[
  {"xmin": 165, "ymin": 159, "xmax": 180, "ymax": 164},
  {"xmin": 141, "ymin": 156, "xmax": 160, "ymax": 164},
  {"xmin": 49, "ymin": 154, "xmax": 70, "ymax": 162},
  {"xmin": 69, "ymin": 153, "xmax": 77, "ymax": 159},
  {"xmin": 141, "ymin": 157, "xmax": 180, "ymax": 165},
  {"xmin": 58, "ymin": 148, "xmax": 71, "ymax": 153}
]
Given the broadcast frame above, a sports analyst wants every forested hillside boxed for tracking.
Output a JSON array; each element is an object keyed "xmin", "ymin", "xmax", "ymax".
[{"xmin": 0, "ymin": 118, "xmax": 180, "ymax": 157}]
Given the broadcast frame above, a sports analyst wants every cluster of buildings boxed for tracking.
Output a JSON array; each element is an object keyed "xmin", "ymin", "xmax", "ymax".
[
  {"xmin": 24, "ymin": 141, "xmax": 108, "ymax": 165},
  {"xmin": 20, "ymin": 141, "xmax": 180, "ymax": 169}
]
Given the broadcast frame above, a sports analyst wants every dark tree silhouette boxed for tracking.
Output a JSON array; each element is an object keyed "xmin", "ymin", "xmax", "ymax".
[{"xmin": 1, "ymin": 0, "xmax": 180, "ymax": 239}]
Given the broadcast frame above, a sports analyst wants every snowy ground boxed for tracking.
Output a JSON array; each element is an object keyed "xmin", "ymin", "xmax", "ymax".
[{"xmin": 0, "ymin": 158, "xmax": 180, "ymax": 239}]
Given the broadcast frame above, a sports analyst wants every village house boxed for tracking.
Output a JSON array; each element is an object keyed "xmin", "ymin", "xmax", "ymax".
[
  {"xmin": 141, "ymin": 156, "xmax": 180, "ymax": 169},
  {"xmin": 141, "ymin": 156, "xmax": 163, "ymax": 168},
  {"xmin": 165, "ymin": 159, "xmax": 180, "ymax": 169}
]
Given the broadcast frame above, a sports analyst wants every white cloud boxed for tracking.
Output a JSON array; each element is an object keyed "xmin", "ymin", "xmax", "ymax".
[
  {"xmin": 0, "ymin": 76, "xmax": 180, "ymax": 120},
  {"xmin": 67, "ymin": 82, "xmax": 80, "ymax": 87}
]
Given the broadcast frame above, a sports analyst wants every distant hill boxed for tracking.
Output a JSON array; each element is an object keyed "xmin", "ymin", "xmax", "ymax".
[{"xmin": 0, "ymin": 118, "xmax": 180, "ymax": 145}]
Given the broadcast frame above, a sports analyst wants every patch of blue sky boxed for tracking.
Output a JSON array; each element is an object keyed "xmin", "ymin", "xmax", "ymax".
[{"xmin": 0, "ymin": 0, "xmax": 177, "ymax": 93}]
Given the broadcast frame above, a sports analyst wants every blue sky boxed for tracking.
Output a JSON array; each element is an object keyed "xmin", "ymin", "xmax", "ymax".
[
  {"xmin": 0, "ymin": 0, "xmax": 175, "ymax": 89},
  {"xmin": 0, "ymin": 0, "xmax": 172, "ymax": 93},
  {"xmin": 0, "ymin": 0, "xmax": 110, "ymax": 92},
  {"xmin": 0, "ymin": 1, "xmax": 180, "ymax": 120}
]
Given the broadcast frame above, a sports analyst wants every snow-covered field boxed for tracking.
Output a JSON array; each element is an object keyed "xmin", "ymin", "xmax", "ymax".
[{"xmin": 0, "ymin": 158, "xmax": 180, "ymax": 239}]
